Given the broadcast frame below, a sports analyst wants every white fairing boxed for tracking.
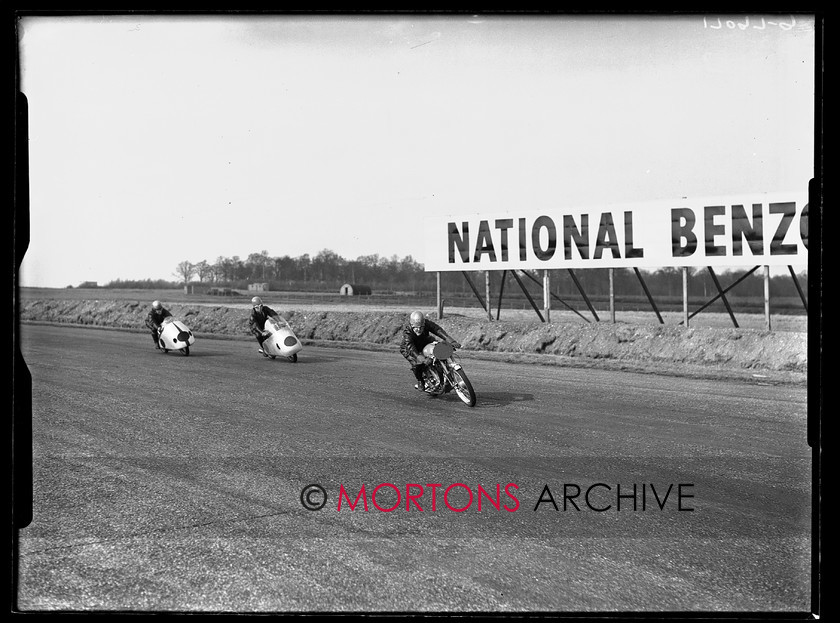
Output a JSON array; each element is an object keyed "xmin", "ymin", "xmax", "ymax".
[
  {"xmin": 158, "ymin": 317, "xmax": 196, "ymax": 349},
  {"xmin": 261, "ymin": 316, "xmax": 303, "ymax": 357}
]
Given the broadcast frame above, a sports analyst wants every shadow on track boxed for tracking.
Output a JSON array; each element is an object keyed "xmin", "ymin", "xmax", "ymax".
[{"xmin": 472, "ymin": 392, "xmax": 535, "ymax": 408}]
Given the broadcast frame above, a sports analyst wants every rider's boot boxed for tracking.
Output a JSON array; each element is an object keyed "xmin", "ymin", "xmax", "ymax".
[{"xmin": 413, "ymin": 368, "xmax": 426, "ymax": 391}]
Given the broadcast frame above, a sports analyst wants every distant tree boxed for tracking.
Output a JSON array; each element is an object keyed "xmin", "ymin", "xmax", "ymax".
[
  {"xmin": 230, "ymin": 256, "xmax": 245, "ymax": 281},
  {"xmin": 194, "ymin": 260, "xmax": 213, "ymax": 283},
  {"xmin": 104, "ymin": 278, "xmax": 178, "ymax": 289},
  {"xmin": 298, "ymin": 254, "xmax": 311, "ymax": 282},
  {"xmin": 273, "ymin": 255, "xmax": 297, "ymax": 282},
  {"xmin": 246, "ymin": 251, "xmax": 272, "ymax": 281},
  {"xmin": 312, "ymin": 249, "xmax": 344, "ymax": 281},
  {"xmin": 174, "ymin": 261, "xmax": 195, "ymax": 285}
]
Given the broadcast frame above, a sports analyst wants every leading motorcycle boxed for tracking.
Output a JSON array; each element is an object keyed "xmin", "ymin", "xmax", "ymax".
[
  {"xmin": 157, "ymin": 316, "xmax": 195, "ymax": 356},
  {"xmin": 418, "ymin": 341, "xmax": 476, "ymax": 407}
]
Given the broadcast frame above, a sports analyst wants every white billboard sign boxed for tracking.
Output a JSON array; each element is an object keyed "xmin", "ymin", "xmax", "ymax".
[{"xmin": 423, "ymin": 192, "xmax": 809, "ymax": 272}]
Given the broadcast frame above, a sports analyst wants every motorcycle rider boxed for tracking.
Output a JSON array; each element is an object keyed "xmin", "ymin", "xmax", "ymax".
[
  {"xmin": 145, "ymin": 300, "xmax": 172, "ymax": 350},
  {"xmin": 399, "ymin": 310, "xmax": 461, "ymax": 391},
  {"xmin": 249, "ymin": 296, "xmax": 281, "ymax": 356}
]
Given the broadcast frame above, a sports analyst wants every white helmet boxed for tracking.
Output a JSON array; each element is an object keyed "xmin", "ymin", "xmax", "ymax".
[
  {"xmin": 251, "ymin": 296, "xmax": 263, "ymax": 306},
  {"xmin": 152, "ymin": 300, "xmax": 162, "ymax": 310}
]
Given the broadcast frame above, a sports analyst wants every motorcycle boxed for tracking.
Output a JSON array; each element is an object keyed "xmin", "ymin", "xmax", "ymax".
[
  {"xmin": 157, "ymin": 316, "xmax": 195, "ymax": 356},
  {"xmin": 418, "ymin": 341, "xmax": 477, "ymax": 407},
  {"xmin": 259, "ymin": 316, "xmax": 303, "ymax": 363}
]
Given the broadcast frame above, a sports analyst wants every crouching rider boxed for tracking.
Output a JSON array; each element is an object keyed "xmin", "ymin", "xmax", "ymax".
[
  {"xmin": 145, "ymin": 300, "xmax": 172, "ymax": 350},
  {"xmin": 399, "ymin": 310, "xmax": 461, "ymax": 391},
  {"xmin": 249, "ymin": 296, "xmax": 281, "ymax": 356}
]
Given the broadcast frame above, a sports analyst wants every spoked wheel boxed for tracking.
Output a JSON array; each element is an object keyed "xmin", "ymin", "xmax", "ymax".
[
  {"xmin": 288, "ymin": 353, "xmax": 298, "ymax": 363},
  {"xmin": 452, "ymin": 369, "xmax": 476, "ymax": 407},
  {"xmin": 180, "ymin": 346, "xmax": 190, "ymax": 356}
]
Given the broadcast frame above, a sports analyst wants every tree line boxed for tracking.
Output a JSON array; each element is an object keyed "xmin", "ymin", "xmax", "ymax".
[
  {"xmin": 95, "ymin": 248, "xmax": 809, "ymax": 306},
  {"xmin": 168, "ymin": 250, "xmax": 428, "ymax": 291}
]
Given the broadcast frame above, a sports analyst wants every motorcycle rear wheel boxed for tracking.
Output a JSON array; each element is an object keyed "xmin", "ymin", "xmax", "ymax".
[{"xmin": 452, "ymin": 369, "xmax": 476, "ymax": 407}]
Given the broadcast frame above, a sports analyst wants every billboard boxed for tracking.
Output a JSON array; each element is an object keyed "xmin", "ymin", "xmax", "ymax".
[{"xmin": 423, "ymin": 192, "xmax": 809, "ymax": 272}]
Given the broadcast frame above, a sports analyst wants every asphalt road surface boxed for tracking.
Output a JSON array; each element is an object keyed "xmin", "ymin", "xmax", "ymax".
[{"xmin": 14, "ymin": 324, "xmax": 814, "ymax": 614}]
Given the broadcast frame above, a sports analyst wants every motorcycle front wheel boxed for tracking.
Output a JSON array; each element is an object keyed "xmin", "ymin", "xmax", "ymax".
[
  {"xmin": 288, "ymin": 353, "xmax": 298, "ymax": 363},
  {"xmin": 180, "ymin": 346, "xmax": 190, "ymax": 356},
  {"xmin": 452, "ymin": 369, "xmax": 476, "ymax": 407}
]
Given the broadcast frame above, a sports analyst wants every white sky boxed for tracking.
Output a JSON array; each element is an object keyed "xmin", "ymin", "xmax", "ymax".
[{"xmin": 17, "ymin": 13, "xmax": 816, "ymax": 288}]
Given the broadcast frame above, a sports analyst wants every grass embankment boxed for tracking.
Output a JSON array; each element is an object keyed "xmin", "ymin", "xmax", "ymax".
[{"xmin": 19, "ymin": 295, "xmax": 808, "ymax": 385}]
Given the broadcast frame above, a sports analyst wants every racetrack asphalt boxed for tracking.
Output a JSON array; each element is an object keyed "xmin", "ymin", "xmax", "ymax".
[{"xmin": 14, "ymin": 324, "xmax": 814, "ymax": 614}]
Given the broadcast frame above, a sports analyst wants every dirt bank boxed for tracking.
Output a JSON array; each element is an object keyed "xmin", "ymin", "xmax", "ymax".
[{"xmin": 19, "ymin": 298, "xmax": 808, "ymax": 385}]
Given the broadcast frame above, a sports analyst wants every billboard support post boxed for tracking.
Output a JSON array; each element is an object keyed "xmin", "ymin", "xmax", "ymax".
[
  {"xmin": 436, "ymin": 272, "xmax": 443, "ymax": 319},
  {"xmin": 764, "ymin": 265, "xmax": 772, "ymax": 331},
  {"xmin": 485, "ymin": 271, "xmax": 492, "ymax": 321},
  {"xmin": 543, "ymin": 270, "xmax": 551, "ymax": 323}
]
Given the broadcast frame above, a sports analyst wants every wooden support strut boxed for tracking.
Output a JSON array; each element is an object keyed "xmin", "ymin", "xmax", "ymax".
[
  {"xmin": 633, "ymin": 268, "xmax": 664, "ymax": 325},
  {"xmin": 567, "ymin": 269, "xmax": 600, "ymax": 322},
  {"xmin": 788, "ymin": 265, "xmax": 808, "ymax": 313},
  {"xmin": 707, "ymin": 266, "xmax": 739, "ymax": 328},
  {"xmin": 496, "ymin": 270, "xmax": 507, "ymax": 321},
  {"xmin": 520, "ymin": 270, "xmax": 590, "ymax": 323},
  {"xmin": 510, "ymin": 270, "xmax": 545, "ymax": 323},
  {"xmin": 461, "ymin": 271, "xmax": 488, "ymax": 313},
  {"xmin": 679, "ymin": 265, "xmax": 760, "ymax": 324}
]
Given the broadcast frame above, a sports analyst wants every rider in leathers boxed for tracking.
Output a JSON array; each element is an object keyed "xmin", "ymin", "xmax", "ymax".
[
  {"xmin": 399, "ymin": 310, "xmax": 461, "ymax": 390},
  {"xmin": 249, "ymin": 296, "xmax": 281, "ymax": 356},
  {"xmin": 145, "ymin": 300, "xmax": 172, "ymax": 349}
]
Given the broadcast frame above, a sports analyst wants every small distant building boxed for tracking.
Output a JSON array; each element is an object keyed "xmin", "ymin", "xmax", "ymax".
[
  {"xmin": 248, "ymin": 283, "xmax": 269, "ymax": 292},
  {"xmin": 207, "ymin": 287, "xmax": 240, "ymax": 296},
  {"xmin": 339, "ymin": 283, "xmax": 372, "ymax": 296}
]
